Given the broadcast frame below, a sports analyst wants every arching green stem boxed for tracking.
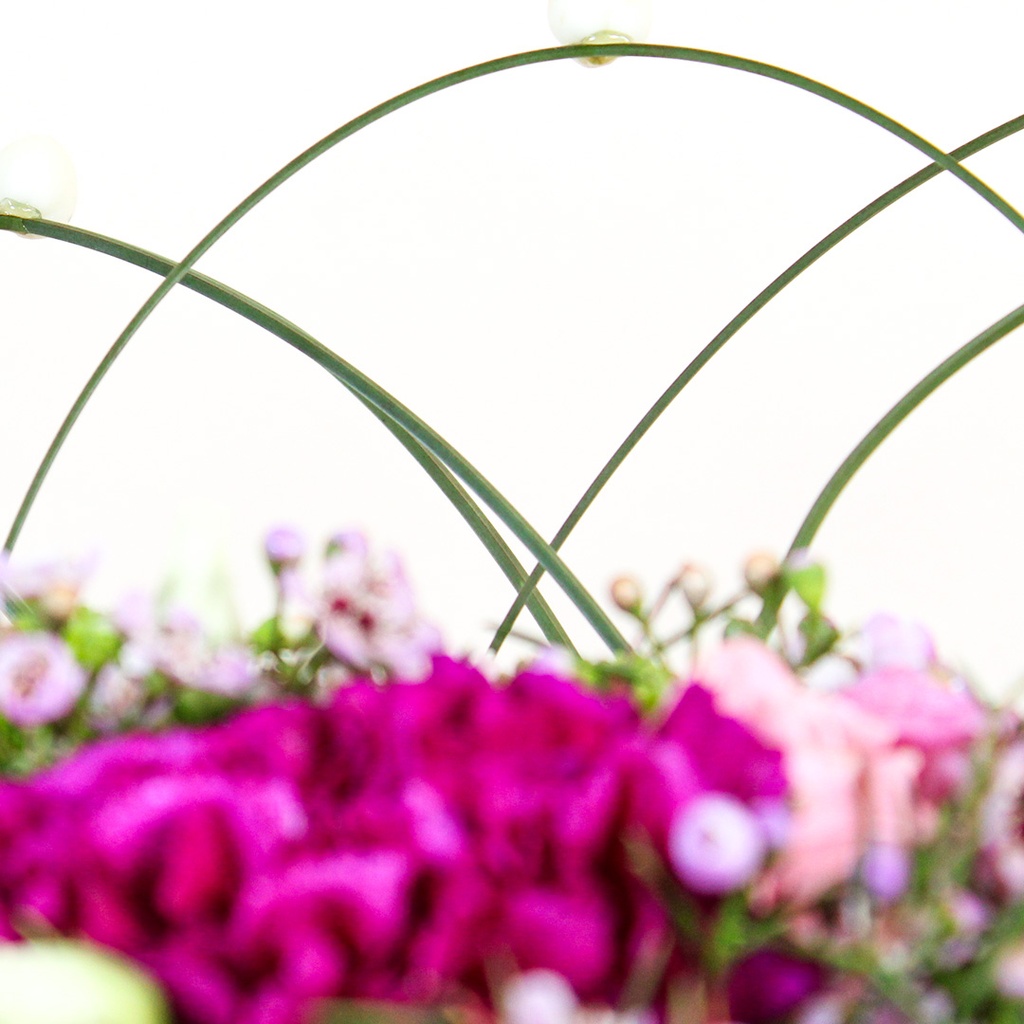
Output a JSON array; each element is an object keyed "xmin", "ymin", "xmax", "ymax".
[
  {"xmin": 0, "ymin": 215, "xmax": 574, "ymax": 652},
  {"xmin": 756, "ymin": 301, "xmax": 1024, "ymax": 632},
  {"xmin": 491, "ymin": 112, "xmax": 1024, "ymax": 650},
  {"xmin": 6, "ymin": 44, "xmax": 1023, "ymax": 654}
]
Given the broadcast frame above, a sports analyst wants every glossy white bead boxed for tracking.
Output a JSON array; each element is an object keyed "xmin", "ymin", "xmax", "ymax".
[
  {"xmin": 548, "ymin": 0, "xmax": 653, "ymax": 46},
  {"xmin": 0, "ymin": 135, "xmax": 77, "ymax": 222}
]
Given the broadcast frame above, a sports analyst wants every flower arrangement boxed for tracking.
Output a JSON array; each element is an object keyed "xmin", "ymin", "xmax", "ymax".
[
  {"xmin": 3, "ymin": 3, "xmax": 1024, "ymax": 1023},
  {"xmin": 1, "ymin": 531, "xmax": 1024, "ymax": 1024}
]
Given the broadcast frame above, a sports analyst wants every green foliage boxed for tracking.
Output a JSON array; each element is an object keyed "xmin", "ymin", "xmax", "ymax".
[{"xmin": 63, "ymin": 607, "xmax": 121, "ymax": 672}]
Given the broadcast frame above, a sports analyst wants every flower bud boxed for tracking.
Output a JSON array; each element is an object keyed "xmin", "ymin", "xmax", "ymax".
[
  {"xmin": 743, "ymin": 551, "xmax": 780, "ymax": 594},
  {"xmin": 676, "ymin": 563, "xmax": 712, "ymax": 609},
  {"xmin": 264, "ymin": 524, "xmax": 305, "ymax": 572},
  {"xmin": 610, "ymin": 575, "xmax": 643, "ymax": 613}
]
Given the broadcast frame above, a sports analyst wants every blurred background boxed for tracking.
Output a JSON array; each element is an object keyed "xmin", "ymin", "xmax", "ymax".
[{"xmin": 2, "ymin": 0, "xmax": 1024, "ymax": 692}]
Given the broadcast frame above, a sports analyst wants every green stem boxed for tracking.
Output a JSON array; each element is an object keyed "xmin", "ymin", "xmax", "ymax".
[
  {"xmin": 6, "ymin": 45, "xmax": 1022, "ymax": 654},
  {"xmin": 490, "ymin": 111, "xmax": 1024, "ymax": 650},
  {"xmin": 756, "ymin": 300, "xmax": 1024, "ymax": 630},
  {"xmin": 0, "ymin": 216, "xmax": 574, "ymax": 652}
]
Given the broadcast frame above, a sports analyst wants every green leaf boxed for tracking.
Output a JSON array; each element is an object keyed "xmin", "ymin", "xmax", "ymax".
[
  {"xmin": 708, "ymin": 893, "xmax": 752, "ymax": 975},
  {"xmin": 797, "ymin": 612, "xmax": 839, "ymax": 665},
  {"xmin": 785, "ymin": 561, "xmax": 826, "ymax": 612},
  {"xmin": 62, "ymin": 608, "xmax": 121, "ymax": 671},
  {"xmin": 249, "ymin": 617, "xmax": 280, "ymax": 654},
  {"xmin": 723, "ymin": 618, "xmax": 760, "ymax": 640},
  {"xmin": 173, "ymin": 688, "xmax": 236, "ymax": 725}
]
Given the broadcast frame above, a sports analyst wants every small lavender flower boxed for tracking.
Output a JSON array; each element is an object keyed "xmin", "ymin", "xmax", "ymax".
[
  {"xmin": 0, "ymin": 633, "xmax": 86, "ymax": 726},
  {"xmin": 89, "ymin": 664, "xmax": 146, "ymax": 730},
  {"xmin": 264, "ymin": 525, "xmax": 305, "ymax": 572},
  {"xmin": 860, "ymin": 844, "xmax": 911, "ymax": 904},
  {"xmin": 859, "ymin": 612, "xmax": 935, "ymax": 671},
  {"xmin": 0, "ymin": 552, "xmax": 95, "ymax": 620},
  {"xmin": 193, "ymin": 647, "xmax": 259, "ymax": 698},
  {"xmin": 668, "ymin": 792, "xmax": 766, "ymax": 895}
]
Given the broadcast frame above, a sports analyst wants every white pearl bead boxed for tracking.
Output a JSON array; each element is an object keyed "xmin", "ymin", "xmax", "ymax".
[
  {"xmin": 548, "ymin": 0, "xmax": 653, "ymax": 46},
  {"xmin": 0, "ymin": 135, "xmax": 77, "ymax": 223}
]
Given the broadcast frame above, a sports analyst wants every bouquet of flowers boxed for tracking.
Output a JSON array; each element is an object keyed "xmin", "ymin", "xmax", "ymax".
[
  {"xmin": 1, "ymin": 530, "xmax": 1024, "ymax": 1024},
  {"xmin": 4, "ymin": 2, "xmax": 1024, "ymax": 1023}
]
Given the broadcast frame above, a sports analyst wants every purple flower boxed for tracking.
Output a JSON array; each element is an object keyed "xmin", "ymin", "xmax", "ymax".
[
  {"xmin": 0, "ymin": 632, "xmax": 86, "ymax": 725},
  {"xmin": 264, "ymin": 526, "xmax": 305, "ymax": 571},
  {"xmin": 860, "ymin": 843, "xmax": 911, "ymax": 904},
  {"xmin": 194, "ymin": 648, "xmax": 259, "ymax": 698},
  {"xmin": 668, "ymin": 792, "xmax": 766, "ymax": 894},
  {"xmin": 0, "ymin": 552, "xmax": 95, "ymax": 620},
  {"xmin": 727, "ymin": 950, "xmax": 825, "ymax": 1024}
]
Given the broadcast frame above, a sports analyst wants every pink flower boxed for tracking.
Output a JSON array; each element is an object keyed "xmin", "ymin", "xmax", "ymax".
[
  {"xmin": 858, "ymin": 612, "xmax": 935, "ymax": 671},
  {"xmin": 841, "ymin": 666, "xmax": 985, "ymax": 801},
  {"xmin": 0, "ymin": 552, "xmax": 95, "ymax": 620},
  {"xmin": 841, "ymin": 667, "xmax": 984, "ymax": 752},
  {"xmin": 317, "ymin": 537, "xmax": 440, "ymax": 679},
  {"xmin": 0, "ymin": 632, "xmax": 86, "ymax": 725},
  {"xmin": 697, "ymin": 638, "xmax": 920, "ymax": 904}
]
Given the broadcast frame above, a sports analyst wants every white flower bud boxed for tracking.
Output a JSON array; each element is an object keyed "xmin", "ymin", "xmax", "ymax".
[
  {"xmin": 743, "ymin": 551, "xmax": 780, "ymax": 594},
  {"xmin": 676, "ymin": 563, "xmax": 712, "ymax": 609},
  {"xmin": 610, "ymin": 575, "xmax": 643, "ymax": 612}
]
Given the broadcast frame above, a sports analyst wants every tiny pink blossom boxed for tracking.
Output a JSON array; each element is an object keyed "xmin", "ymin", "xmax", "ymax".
[
  {"xmin": 858, "ymin": 612, "xmax": 935, "ymax": 671},
  {"xmin": 0, "ymin": 552, "xmax": 96, "ymax": 620},
  {"xmin": 841, "ymin": 667, "xmax": 985, "ymax": 754},
  {"xmin": 194, "ymin": 648, "xmax": 259, "ymax": 698},
  {"xmin": 317, "ymin": 538, "xmax": 440, "ymax": 679},
  {"xmin": 0, "ymin": 632, "xmax": 86, "ymax": 725}
]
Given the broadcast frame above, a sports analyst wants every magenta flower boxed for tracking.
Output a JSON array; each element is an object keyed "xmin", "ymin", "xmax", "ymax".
[
  {"xmin": 0, "ymin": 657, "xmax": 790, "ymax": 1024},
  {"xmin": 0, "ymin": 632, "xmax": 86, "ymax": 725},
  {"xmin": 727, "ymin": 950, "xmax": 825, "ymax": 1024}
]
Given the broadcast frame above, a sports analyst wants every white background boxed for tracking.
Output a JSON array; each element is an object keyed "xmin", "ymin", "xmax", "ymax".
[{"xmin": 1, "ymin": 1, "xmax": 1024, "ymax": 693}]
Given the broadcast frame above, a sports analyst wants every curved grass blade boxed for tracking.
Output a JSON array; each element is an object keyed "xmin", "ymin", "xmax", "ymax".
[
  {"xmin": 491, "ymin": 113, "xmax": 1024, "ymax": 650},
  {"xmin": 750, "ymin": 301, "xmax": 1024, "ymax": 630},
  {"xmin": 0, "ymin": 216, "xmax": 574, "ymax": 651},
  {"xmin": 7, "ymin": 44, "xmax": 1023, "ymax": 651}
]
